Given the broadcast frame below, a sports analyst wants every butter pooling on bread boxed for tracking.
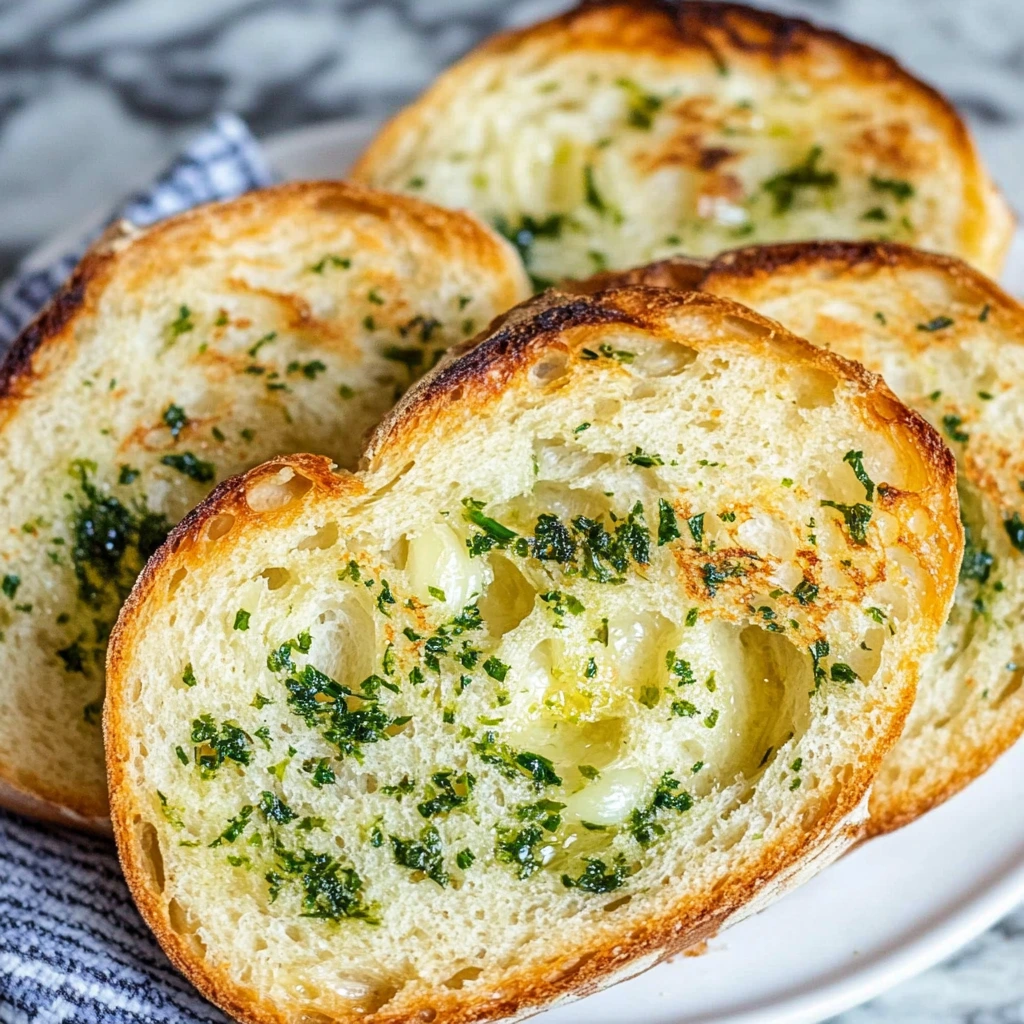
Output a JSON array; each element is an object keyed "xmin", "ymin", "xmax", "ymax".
[
  {"xmin": 107, "ymin": 286, "xmax": 960, "ymax": 1024},
  {"xmin": 0, "ymin": 181, "xmax": 528, "ymax": 828}
]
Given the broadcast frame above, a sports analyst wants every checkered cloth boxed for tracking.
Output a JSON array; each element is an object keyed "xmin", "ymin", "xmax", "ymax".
[{"xmin": 0, "ymin": 113, "xmax": 273, "ymax": 1024}]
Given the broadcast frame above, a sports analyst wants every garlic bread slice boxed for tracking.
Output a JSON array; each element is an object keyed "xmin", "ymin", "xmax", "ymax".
[
  {"xmin": 107, "ymin": 287, "xmax": 960, "ymax": 1024},
  {"xmin": 0, "ymin": 181, "xmax": 528, "ymax": 829},
  {"xmin": 351, "ymin": 0, "xmax": 1012, "ymax": 286},
  {"xmin": 647, "ymin": 241, "xmax": 1024, "ymax": 833}
]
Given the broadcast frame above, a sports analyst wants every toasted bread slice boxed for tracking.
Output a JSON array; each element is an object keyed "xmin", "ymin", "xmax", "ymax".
[
  {"xmin": 0, "ymin": 181, "xmax": 528, "ymax": 829},
  {"xmin": 351, "ymin": 1, "xmax": 1013, "ymax": 286},
  {"xmin": 107, "ymin": 287, "xmax": 960, "ymax": 1023},
  {"xmin": 612, "ymin": 242, "xmax": 1024, "ymax": 833}
]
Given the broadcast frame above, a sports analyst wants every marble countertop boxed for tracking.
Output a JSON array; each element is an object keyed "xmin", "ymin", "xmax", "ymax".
[{"xmin": 1, "ymin": 1, "xmax": 1023, "ymax": 1021}]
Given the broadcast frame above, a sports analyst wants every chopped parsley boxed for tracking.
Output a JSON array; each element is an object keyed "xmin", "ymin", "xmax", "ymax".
[
  {"xmin": 870, "ymin": 175, "xmax": 915, "ymax": 202},
  {"xmin": 843, "ymin": 450, "xmax": 875, "ymax": 502},
  {"xmin": 495, "ymin": 824, "xmax": 546, "ymax": 879},
  {"xmin": 233, "ymin": 609, "xmax": 251, "ymax": 631},
  {"xmin": 417, "ymin": 770, "xmax": 475, "ymax": 818},
  {"xmin": 160, "ymin": 452, "xmax": 215, "ymax": 483},
  {"xmin": 658, "ymin": 499, "xmax": 680, "ymax": 545},
  {"xmin": 309, "ymin": 254, "xmax": 351, "ymax": 273},
  {"xmin": 189, "ymin": 715, "xmax": 253, "ymax": 776},
  {"xmin": 616, "ymin": 77, "xmax": 662, "ymax": 129},
  {"xmin": 762, "ymin": 146, "xmax": 837, "ymax": 214},
  {"xmin": 1004, "ymin": 513, "xmax": 1024, "ymax": 553},
  {"xmin": 820, "ymin": 500, "xmax": 872, "ymax": 544},
  {"xmin": 687, "ymin": 513, "xmax": 705, "ymax": 546},
  {"xmin": 259, "ymin": 791, "xmax": 297, "ymax": 824},
  {"xmin": 1, "ymin": 574, "xmax": 19, "ymax": 599},
  {"xmin": 942, "ymin": 415, "xmax": 969, "ymax": 443},
  {"xmin": 562, "ymin": 856, "xmax": 633, "ymax": 893},
  {"xmin": 918, "ymin": 316, "xmax": 955, "ymax": 332},
  {"xmin": 162, "ymin": 403, "xmax": 187, "ymax": 438},
  {"xmin": 830, "ymin": 662, "xmax": 859, "ymax": 684},
  {"xmin": 266, "ymin": 845, "xmax": 376, "ymax": 922},
  {"xmin": 390, "ymin": 825, "xmax": 448, "ymax": 886},
  {"xmin": 474, "ymin": 735, "xmax": 562, "ymax": 789},
  {"xmin": 627, "ymin": 447, "xmax": 663, "ymax": 468}
]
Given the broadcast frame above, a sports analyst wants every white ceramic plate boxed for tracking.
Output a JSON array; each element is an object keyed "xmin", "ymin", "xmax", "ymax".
[{"xmin": 24, "ymin": 116, "xmax": 1024, "ymax": 1024}]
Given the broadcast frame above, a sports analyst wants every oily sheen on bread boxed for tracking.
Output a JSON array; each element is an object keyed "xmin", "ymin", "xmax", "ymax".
[
  {"xmin": 615, "ymin": 241, "xmax": 1024, "ymax": 834},
  {"xmin": 0, "ymin": 181, "xmax": 528, "ymax": 829},
  {"xmin": 351, "ymin": 0, "xmax": 1013, "ymax": 286},
  {"xmin": 107, "ymin": 287, "xmax": 960, "ymax": 1024}
]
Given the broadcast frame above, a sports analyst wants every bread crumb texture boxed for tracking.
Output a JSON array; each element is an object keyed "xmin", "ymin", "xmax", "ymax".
[
  {"xmin": 682, "ymin": 241, "xmax": 1024, "ymax": 832},
  {"xmin": 352, "ymin": 1, "xmax": 1012, "ymax": 285},
  {"xmin": 107, "ymin": 287, "xmax": 961, "ymax": 1024},
  {"xmin": 0, "ymin": 181, "xmax": 528, "ymax": 825}
]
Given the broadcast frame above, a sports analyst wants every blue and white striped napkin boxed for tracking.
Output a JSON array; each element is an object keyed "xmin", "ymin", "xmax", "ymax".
[{"xmin": 0, "ymin": 112, "xmax": 273, "ymax": 1024}]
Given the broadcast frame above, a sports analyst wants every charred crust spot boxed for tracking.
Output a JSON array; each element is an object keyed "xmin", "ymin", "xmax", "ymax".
[{"xmin": 698, "ymin": 146, "xmax": 735, "ymax": 171}]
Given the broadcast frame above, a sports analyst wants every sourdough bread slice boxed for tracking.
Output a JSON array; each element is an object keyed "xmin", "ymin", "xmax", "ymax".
[
  {"xmin": 107, "ymin": 287, "xmax": 960, "ymax": 1024},
  {"xmin": 351, "ymin": 1, "xmax": 1013, "ymax": 286},
  {"xmin": 632, "ymin": 241, "xmax": 1024, "ymax": 834},
  {"xmin": 0, "ymin": 181, "xmax": 528, "ymax": 829}
]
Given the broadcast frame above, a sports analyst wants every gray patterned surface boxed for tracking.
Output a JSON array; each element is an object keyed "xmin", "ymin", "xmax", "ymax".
[{"xmin": 1, "ymin": 1, "xmax": 1023, "ymax": 1021}]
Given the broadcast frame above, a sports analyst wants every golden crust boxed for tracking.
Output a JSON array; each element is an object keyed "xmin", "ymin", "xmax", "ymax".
[
  {"xmin": 590, "ymin": 241, "xmax": 1024, "ymax": 835},
  {"xmin": 107, "ymin": 286, "xmax": 959, "ymax": 1024},
  {"xmin": 352, "ymin": 1, "xmax": 1014, "ymax": 277},
  {"xmin": 0, "ymin": 180, "xmax": 528, "ymax": 829}
]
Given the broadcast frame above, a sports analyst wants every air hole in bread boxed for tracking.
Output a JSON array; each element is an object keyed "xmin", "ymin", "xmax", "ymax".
[
  {"xmin": 533, "ymin": 439, "xmax": 613, "ymax": 481},
  {"xmin": 364, "ymin": 984, "xmax": 400, "ymax": 1014},
  {"xmin": 631, "ymin": 340, "xmax": 698, "ymax": 378},
  {"xmin": 603, "ymin": 894, "xmax": 632, "ymax": 912},
  {"xmin": 405, "ymin": 522, "xmax": 483, "ymax": 608},
  {"xmin": 793, "ymin": 368, "xmax": 837, "ymax": 409},
  {"xmin": 363, "ymin": 774, "xmax": 379, "ymax": 794},
  {"xmin": 529, "ymin": 351, "xmax": 569, "ymax": 386},
  {"xmin": 478, "ymin": 554, "xmax": 535, "ymax": 636},
  {"xmin": 594, "ymin": 397, "xmax": 621, "ymax": 418},
  {"xmin": 286, "ymin": 924, "xmax": 304, "ymax": 943},
  {"xmin": 389, "ymin": 534, "xmax": 410, "ymax": 570},
  {"xmin": 630, "ymin": 381, "xmax": 659, "ymax": 400},
  {"xmin": 297, "ymin": 521, "xmax": 339, "ymax": 551},
  {"xmin": 722, "ymin": 314, "xmax": 770, "ymax": 341},
  {"xmin": 307, "ymin": 603, "xmax": 376, "ymax": 688},
  {"xmin": 995, "ymin": 664, "xmax": 1023, "ymax": 707},
  {"xmin": 168, "ymin": 566, "xmax": 188, "ymax": 596},
  {"xmin": 138, "ymin": 821, "xmax": 165, "ymax": 893},
  {"xmin": 293, "ymin": 1013, "xmax": 333, "ymax": 1024},
  {"xmin": 246, "ymin": 467, "xmax": 314, "ymax": 513},
  {"xmin": 167, "ymin": 898, "xmax": 207, "ymax": 956},
  {"xmin": 730, "ymin": 625, "xmax": 813, "ymax": 779},
  {"xmin": 206, "ymin": 513, "xmax": 235, "ymax": 541},
  {"xmin": 443, "ymin": 966, "xmax": 483, "ymax": 990},
  {"xmin": 260, "ymin": 567, "xmax": 291, "ymax": 591}
]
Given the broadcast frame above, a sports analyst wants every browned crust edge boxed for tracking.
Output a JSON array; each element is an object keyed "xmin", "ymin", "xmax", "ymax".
[
  {"xmin": 0, "ymin": 180, "xmax": 526, "ymax": 829},
  {"xmin": 587, "ymin": 239, "xmax": 1021, "ymax": 836},
  {"xmin": 106, "ymin": 286, "xmax": 958, "ymax": 1024}
]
